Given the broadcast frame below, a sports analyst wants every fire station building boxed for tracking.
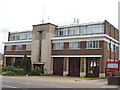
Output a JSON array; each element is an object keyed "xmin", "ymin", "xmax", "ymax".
[{"xmin": 4, "ymin": 20, "xmax": 119, "ymax": 77}]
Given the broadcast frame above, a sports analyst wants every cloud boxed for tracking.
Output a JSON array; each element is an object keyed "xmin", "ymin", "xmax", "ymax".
[{"xmin": 0, "ymin": 28, "xmax": 9, "ymax": 34}]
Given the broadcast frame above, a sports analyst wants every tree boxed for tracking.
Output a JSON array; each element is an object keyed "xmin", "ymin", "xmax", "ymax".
[{"xmin": 21, "ymin": 55, "xmax": 31, "ymax": 73}]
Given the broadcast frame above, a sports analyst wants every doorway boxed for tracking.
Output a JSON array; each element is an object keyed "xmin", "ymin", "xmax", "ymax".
[
  {"xmin": 53, "ymin": 57, "xmax": 64, "ymax": 76},
  {"xmin": 86, "ymin": 57, "xmax": 100, "ymax": 77},
  {"xmin": 68, "ymin": 57, "xmax": 80, "ymax": 77}
]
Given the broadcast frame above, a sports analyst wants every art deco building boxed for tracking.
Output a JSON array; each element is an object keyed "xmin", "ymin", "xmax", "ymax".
[{"xmin": 3, "ymin": 20, "xmax": 119, "ymax": 77}]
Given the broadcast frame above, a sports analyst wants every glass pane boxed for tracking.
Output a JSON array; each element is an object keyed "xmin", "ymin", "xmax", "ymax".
[
  {"xmin": 6, "ymin": 45, "xmax": 12, "ymax": 51},
  {"xmin": 16, "ymin": 45, "xmax": 23, "ymax": 51},
  {"xmin": 89, "ymin": 41, "xmax": 92, "ymax": 48},
  {"xmin": 93, "ymin": 41, "xmax": 95, "ymax": 48},
  {"xmin": 26, "ymin": 44, "xmax": 31, "ymax": 50}
]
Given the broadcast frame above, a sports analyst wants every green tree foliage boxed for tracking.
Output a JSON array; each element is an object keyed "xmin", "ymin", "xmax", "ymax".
[{"xmin": 21, "ymin": 55, "xmax": 31, "ymax": 73}]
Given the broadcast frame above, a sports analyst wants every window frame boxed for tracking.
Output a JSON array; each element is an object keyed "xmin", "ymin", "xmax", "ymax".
[
  {"xmin": 53, "ymin": 42, "xmax": 64, "ymax": 50},
  {"xmin": 69, "ymin": 41, "xmax": 80, "ymax": 49},
  {"xmin": 15, "ymin": 45, "xmax": 23, "ymax": 51},
  {"xmin": 26, "ymin": 44, "xmax": 32, "ymax": 50},
  {"xmin": 87, "ymin": 41, "xmax": 99, "ymax": 49},
  {"xmin": 6, "ymin": 45, "xmax": 12, "ymax": 51}
]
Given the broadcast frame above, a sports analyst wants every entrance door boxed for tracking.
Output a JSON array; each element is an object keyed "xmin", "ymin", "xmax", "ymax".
[
  {"xmin": 86, "ymin": 57, "xmax": 100, "ymax": 77},
  {"xmin": 53, "ymin": 57, "xmax": 64, "ymax": 76},
  {"xmin": 68, "ymin": 57, "xmax": 80, "ymax": 77}
]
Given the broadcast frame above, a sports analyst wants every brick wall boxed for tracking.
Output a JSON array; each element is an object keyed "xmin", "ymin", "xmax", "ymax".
[
  {"xmin": 104, "ymin": 20, "xmax": 119, "ymax": 41},
  {"xmin": 4, "ymin": 45, "xmax": 31, "ymax": 55}
]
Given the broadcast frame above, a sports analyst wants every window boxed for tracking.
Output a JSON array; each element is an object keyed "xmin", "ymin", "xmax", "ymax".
[
  {"xmin": 74, "ymin": 27, "xmax": 80, "ymax": 35},
  {"xmin": 26, "ymin": 44, "xmax": 31, "ymax": 50},
  {"xmin": 108, "ymin": 43, "xmax": 116, "ymax": 52},
  {"xmin": 9, "ymin": 32, "xmax": 32, "ymax": 41},
  {"xmin": 87, "ymin": 41, "xmax": 99, "ymax": 49},
  {"xmin": 113, "ymin": 45, "xmax": 116, "ymax": 52},
  {"xmin": 15, "ymin": 45, "xmax": 23, "ymax": 51},
  {"xmin": 53, "ymin": 42, "xmax": 64, "ymax": 50},
  {"xmin": 27, "ymin": 32, "xmax": 32, "ymax": 39},
  {"xmin": 79, "ymin": 26, "xmax": 85, "ymax": 34},
  {"xmin": 108, "ymin": 43, "xmax": 111, "ymax": 50},
  {"xmin": 69, "ymin": 42, "xmax": 80, "ymax": 49},
  {"xmin": 6, "ymin": 45, "xmax": 12, "ymax": 51},
  {"xmin": 56, "ymin": 24, "xmax": 104, "ymax": 36}
]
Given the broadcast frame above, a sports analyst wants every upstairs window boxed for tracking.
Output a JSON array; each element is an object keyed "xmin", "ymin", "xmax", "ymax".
[
  {"xmin": 87, "ymin": 41, "xmax": 99, "ymax": 49},
  {"xmin": 15, "ymin": 45, "xmax": 23, "ymax": 51},
  {"xmin": 69, "ymin": 42, "xmax": 80, "ymax": 49},
  {"xmin": 55, "ymin": 24, "xmax": 104, "ymax": 36},
  {"xmin": 108, "ymin": 43, "xmax": 116, "ymax": 52},
  {"xmin": 26, "ymin": 44, "xmax": 31, "ymax": 50},
  {"xmin": 6, "ymin": 45, "xmax": 12, "ymax": 51},
  {"xmin": 53, "ymin": 42, "xmax": 64, "ymax": 50},
  {"xmin": 9, "ymin": 32, "xmax": 32, "ymax": 41}
]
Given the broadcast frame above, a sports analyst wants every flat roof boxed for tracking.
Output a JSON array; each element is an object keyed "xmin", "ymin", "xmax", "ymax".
[
  {"xmin": 10, "ymin": 30, "xmax": 32, "ymax": 34},
  {"xmin": 57, "ymin": 21, "xmax": 104, "ymax": 28},
  {"xmin": 33, "ymin": 23, "xmax": 57, "ymax": 27}
]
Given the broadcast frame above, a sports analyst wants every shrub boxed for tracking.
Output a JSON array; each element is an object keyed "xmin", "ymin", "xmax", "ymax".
[
  {"xmin": 1, "ymin": 72, "xmax": 8, "ymax": 76},
  {"xmin": 14, "ymin": 68, "xmax": 26, "ymax": 75},
  {"xmin": 30, "ymin": 69, "xmax": 41, "ymax": 76},
  {"xmin": 2, "ymin": 71, "xmax": 16, "ymax": 76},
  {"xmin": 7, "ymin": 71, "xmax": 16, "ymax": 76},
  {"xmin": 2, "ymin": 66, "xmax": 26, "ymax": 76},
  {"xmin": 30, "ymin": 67, "xmax": 41, "ymax": 76},
  {"xmin": 7, "ymin": 66, "xmax": 16, "ymax": 71}
]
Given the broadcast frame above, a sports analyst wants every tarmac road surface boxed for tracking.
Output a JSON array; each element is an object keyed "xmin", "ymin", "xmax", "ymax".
[{"xmin": 1, "ymin": 76, "xmax": 119, "ymax": 88}]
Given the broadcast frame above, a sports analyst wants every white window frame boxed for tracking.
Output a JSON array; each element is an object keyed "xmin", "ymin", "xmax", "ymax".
[
  {"xmin": 69, "ymin": 42, "xmax": 80, "ymax": 49},
  {"xmin": 26, "ymin": 44, "xmax": 31, "ymax": 50},
  {"xmin": 53, "ymin": 42, "xmax": 64, "ymax": 50},
  {"xmin": 15, "ymin": 45, "xmax": 23, "ymax": 51},
  {"xmin": 108, "ymin": 43, "xmax": 116, "ymax": 52},
  {"xmin": 6, "ymin": 45, "xmax": 12, "ymax": 51},
  {"xmin": 87, "ymin": 41, "xmax": 99, "ymax": 49}
]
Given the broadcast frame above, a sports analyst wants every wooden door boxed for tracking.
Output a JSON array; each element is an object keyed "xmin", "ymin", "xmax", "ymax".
[
  {"xmin": 53, "ymin": 57, "xmax": 64, "ymax": 76},
  {"xmin": 68, "ymin": 57, "xmax": 80, "ymax": 77}
]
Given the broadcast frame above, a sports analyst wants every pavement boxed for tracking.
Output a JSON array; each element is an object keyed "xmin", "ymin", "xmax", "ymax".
[{"xmin": 1, "ymin": 76, "xmax": 119, "ymax": 88}]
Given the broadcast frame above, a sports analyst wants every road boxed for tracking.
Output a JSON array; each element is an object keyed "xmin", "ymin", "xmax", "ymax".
[{"xmin": 1, "ymin": 76, "xmax": 119, "ymax": 88}]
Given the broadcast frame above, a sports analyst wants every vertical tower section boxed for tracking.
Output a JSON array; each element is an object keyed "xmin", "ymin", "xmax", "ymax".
[{"xmin": 31, "ymin": 23, "xmax": 56, "ymax": 74}]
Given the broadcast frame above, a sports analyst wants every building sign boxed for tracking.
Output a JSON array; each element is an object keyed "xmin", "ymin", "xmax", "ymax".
[{"xmin": 107, "ymin": 63, "xmax": 118, "ymax": 68}]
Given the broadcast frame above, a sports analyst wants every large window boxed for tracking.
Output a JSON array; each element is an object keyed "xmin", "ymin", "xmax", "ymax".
[
  {"xmin": 56, "ymin": 24, "xmax": 104, "ymax": 36},
  {"xmin": 9, "ymin": 32, "xmax": 32, "ymax": 41},
  {"xmin": 69, "ymin": 42, "xmax": 80, "ymax": 49},
  {"xmin": 15, "ymin": 45, "xmax": 23, "ymax": 51},
  {"xmin": 53, "ymin": 42, "xmax": 64, "ymax": 50},
  {"xmin": 87, "ymin": 41, "xmax": 99, "ymax": 49},
  {"xmin": 26, "ymin": 44, "xmax": 31, "ymax": 50},
  {"xmin": 6, "ymin": 45, "xmax": 12, "ymax": 51}
]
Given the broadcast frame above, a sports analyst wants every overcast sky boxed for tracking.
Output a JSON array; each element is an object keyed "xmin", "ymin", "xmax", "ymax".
[{"xmin": 0, "ymin": 0, "xmax": 120, "ymax": 54}]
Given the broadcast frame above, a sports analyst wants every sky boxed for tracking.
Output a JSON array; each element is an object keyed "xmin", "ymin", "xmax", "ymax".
[{"xmin": 0, "ymin": 0, "xmax": 120, "ymax": 54}]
